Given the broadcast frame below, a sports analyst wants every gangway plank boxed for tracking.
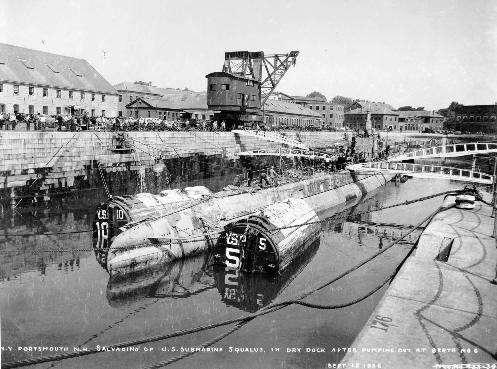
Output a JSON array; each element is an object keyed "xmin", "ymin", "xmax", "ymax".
[
  {"xmin": 388, "ymin": 142, "xmax": 497, "ymax": 162},
  {"xmin": 232, "ymin": 130, "xmax": 310, "ymax": 150},
  {"xmin": 237, "ymin": 149, "xmax": 335, "ymax": 161},
  {"xmin": 346, "ymin": 161, "xmax": 493, "ymax": 185}
]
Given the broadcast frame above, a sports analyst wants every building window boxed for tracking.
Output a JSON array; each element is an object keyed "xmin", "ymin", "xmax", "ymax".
[
  {"xmin": 101, "ymin": 109, "xmax": 105, "ymax": 117},
  {"xmin": 251, "ymin": 95, "xmax": 256, "ymax": 101},
  {"xmin": 29, "ymin": 86, "xmax": 34, "ymax": 95},
  {"xmin": 91, "ymin": 93, "xmax": 95, "ymax": 101},
  {"xmin": 316, "ymin": 106, "xmax": 319, "ymax": 111},
  {"xmin": 0, "ymin": 83, "xmax": 3, "ymax": 92},
  {"xmin": 102, "ymin": 94, "xmax": 105, "ymax": 102},
  {"xmin": 329, "ymin": 114, "xmax": 333, "ymax": 118},
  {"xmin": 56, "ymin": 107, "xmax": 61, "ymax": 115},
  {"xmin": 29, "ymin": 105, "xmax": 34, "ymax": 114},
  {"xmin": 209, "ymin": 84, "xmax": 215, "ymax": 91},
  {"xmin": 56, "ymin": 89, "xmax": 61, "ymax": 98},
  {"xmin": 148, "ymin": 111, "xmax": 151, "ymax": 117},
  {"xmin": 43, "ymin": 88, "xmax": 48, "ymax": 97},
  {"xmin": 129, "ymin": 95, "xmax": 133, "ymax": 102},
  {"xmin": 13, "ymin": 85, "xmax": 19, "ymax": 95},
  {"xmin": 309, "ymin": 106, "xmax": 312, "ymax": 110},
  {"xmin": 322, "ymin": 106, "xmax": 326, "ymax": 110},
  {"xmin": 43, "ymin": 106, "xmax": 48, "ymax": 114},
  {"xmin": 118, "ymin": 95, "xmax": 122, "ymax": 102},
  {"xmin": 69, "ymin": 91, "xmax": 73, "ymax": 99},
  {"xmin": 118, "ymin": 111, "xmax": 122, "ymax": 117},
  {"xmin": 13, "ymin": 104, "xmax": 19, "ymax": 113},
  {"xmin": 246, "ymin": 80, "xmax": 254, "ymax": 86},
  {"xmin": 81, "ymin": 92, "xmax": 85, "ymax": 100},
  {"xmin": 221, "ymin": 84, "xmax": 230, "ymax": 90},
  {"xmin": 91, "ymin": 109, "xmax": 95, "ymax": 117}
]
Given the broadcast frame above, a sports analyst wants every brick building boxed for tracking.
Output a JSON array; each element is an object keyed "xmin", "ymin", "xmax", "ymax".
[
  {"xmin": 454, "ymin": 104, "xmax": 497, "ymax": 122},
  {"xmin": 272, "ymin": 92, "xmax": 344, "ymax": 129},
  {"xmin": 345, "ymin": 102, "xmax": 399, "ymax": 131},
  {"xmin": 397, "ymin": 110, "xmax": 444, "ymax": 132},
  {"xmin": 0, "ymin": 43, "xmax": 119, "ymax": 117}
]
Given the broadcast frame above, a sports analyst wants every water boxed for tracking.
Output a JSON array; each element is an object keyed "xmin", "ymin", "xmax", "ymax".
[{"xmin": 0, "ymin": 177, "xmax": 475, "ymax": 369}]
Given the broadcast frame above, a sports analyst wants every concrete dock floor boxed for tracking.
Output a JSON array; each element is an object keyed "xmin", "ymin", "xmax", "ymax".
[{"xmin": 341, "ymin": 195, "xmax": 497, "ymax": 369}]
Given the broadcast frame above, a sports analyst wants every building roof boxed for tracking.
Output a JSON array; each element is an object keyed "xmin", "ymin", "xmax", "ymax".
[
  {"xmin": 205, "ymin": 71, "xmax": 259, "ymax": 83},
  {"xmin": 263, "ymin": 100, "xmax": 322, "ymax": 118},
  {"xmin": 291, "ymin": 95, "xmax": 327, "ymax": 103},
  {"xmin": 114, "ymin": 81, "xmax": 190, "ymax": 96},
  {"xmin": 128, "ymin": 92, "xmax": 209, "ymax": 111},
  {"xmin": 346, "ymin": 106, "xmax": 398, "ymax": 115},
  {"xmin": 349, "ymin": 100, "xmax": 395, "ymax": 112},
  {"xmin": 397, "ymin": 110, "xmax": 444, "ymax": 118},
  {"xmin": 455, "ymin": 104, "xmax": 497, "ymax": 114},
  {"xmin": 0, "ymin": 43, "xmax": 117, "ymax": 94}
]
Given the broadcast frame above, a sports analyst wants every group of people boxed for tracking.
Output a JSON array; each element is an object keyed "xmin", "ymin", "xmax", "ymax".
[
  {"xmin": 0, "ymin": 112, "xmax": 20, "ymax": 130},
  {"xmin": 232, "ymin": 166, "xmax": 281, "ymax": 188}
]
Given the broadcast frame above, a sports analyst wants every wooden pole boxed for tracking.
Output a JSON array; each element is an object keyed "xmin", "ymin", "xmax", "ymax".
[{"xmin": 492, "ymin": 156, "xmax": 497, "ymax": 219}]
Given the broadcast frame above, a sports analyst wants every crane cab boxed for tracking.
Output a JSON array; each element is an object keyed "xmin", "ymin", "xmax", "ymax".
[{"xmin": 206, "ymin": 72, "xmax": 262, "ymax": 126}]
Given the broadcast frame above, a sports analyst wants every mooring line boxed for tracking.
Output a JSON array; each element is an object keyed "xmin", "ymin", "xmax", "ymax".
[{"xmin": 2, "ymin": 204, "xmax": 443, "ymax": 369}]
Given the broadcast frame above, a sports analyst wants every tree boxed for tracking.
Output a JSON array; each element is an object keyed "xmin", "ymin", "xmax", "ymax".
[
  {"xmin": 306, "ymin": 91, "xmax": 327, "ymax": 102},
  {"xmin": 331, "ymin": 95, "xmax": 354, "ymax": 107},
  {"xmin": 415, "ymin": 106, "xmax": 425, "ymax": 111},
  {"xmin": 447, "ymin": 101, "xmax": 461, "ymax": 111},
  {"xmin": 397, "ymin": 106, "xmax": 414, "ymax": 111}
]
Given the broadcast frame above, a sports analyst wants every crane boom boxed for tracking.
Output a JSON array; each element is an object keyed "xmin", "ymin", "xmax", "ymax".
[{"xmin": 222, "ymin": 51, "xmax": 299, "ymax": 104}]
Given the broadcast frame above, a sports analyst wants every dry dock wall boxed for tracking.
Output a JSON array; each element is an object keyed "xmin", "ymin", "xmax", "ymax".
[
  {"xmin": 0, "ymin": 131, "xmax": 345, "ymax": 193},
  {"xmin": 0, "ymin": 130, "xmax": 435, "ymax": 205}
]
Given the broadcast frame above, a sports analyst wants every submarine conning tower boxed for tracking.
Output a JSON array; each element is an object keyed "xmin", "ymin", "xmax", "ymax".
[{"xmin": 213, "ymin": 198, "xmax": 320, "ymax": 273}]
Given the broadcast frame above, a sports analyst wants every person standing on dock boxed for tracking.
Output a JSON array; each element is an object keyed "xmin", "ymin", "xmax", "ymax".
[
  {"xmin": 269, "ymin": 166, "xmax": 279, "ymax": 186},
  {"xmin": 260, "ymin": 170, "xmax": 270, "ymax": 187},
  {"xmin": 247, "ymin": 167, "xmax": 254, "ymax": 186}
]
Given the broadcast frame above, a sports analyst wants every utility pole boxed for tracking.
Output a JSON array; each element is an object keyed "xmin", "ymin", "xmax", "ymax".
[{"xmin": 492, "ymin": 156, "xmax": 497, "ymax": 218}]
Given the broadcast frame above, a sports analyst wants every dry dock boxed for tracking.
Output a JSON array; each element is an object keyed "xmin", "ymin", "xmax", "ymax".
[{"xmin": 341, "ymin": 194, "xmax": 497, "ymax": 368}]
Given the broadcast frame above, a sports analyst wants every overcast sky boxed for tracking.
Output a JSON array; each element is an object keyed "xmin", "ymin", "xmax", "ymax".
[{"xmin": 1, "ymin": 0, "xmax": 496, "ymax": 110}]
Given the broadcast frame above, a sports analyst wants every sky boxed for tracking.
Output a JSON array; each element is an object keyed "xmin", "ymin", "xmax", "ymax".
[{"xmin": 0, "ymin": 0, "xmax": 496, "ymax": 110}]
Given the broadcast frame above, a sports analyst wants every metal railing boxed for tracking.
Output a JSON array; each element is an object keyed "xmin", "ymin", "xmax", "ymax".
[
  {"xmin": 347, "ymin": 161, "xmax": 493, "ymax": 185},
  {"xmin": 388, "ymin": 142, "xmax": 497, "ymax": 162}
]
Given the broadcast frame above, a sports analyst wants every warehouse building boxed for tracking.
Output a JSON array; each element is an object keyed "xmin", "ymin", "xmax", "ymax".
[
  {"xmin": 273, "ymin": 92, "xmax": 344, "ymax": 129},
  {"xmin": 114, "ymin": 81, "xmax": 191, "ymax": 117},
  {"xmin": 345, "ymin": 102, "xmax": 399, "ymax": 131},
  {"xmin": 263, "ymin": 99, "xmax": 324, "ymax": 130},
  {"xmin": 0, "ymin": 43, "xmax": 119, "ymax": 117},
  {"xmin": 126, "ymin": 92, "xmax": 214, "ymax": 120}
]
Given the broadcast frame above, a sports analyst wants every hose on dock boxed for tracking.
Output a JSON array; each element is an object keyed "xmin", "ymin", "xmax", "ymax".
[{"xmin": 2, "ymin": 202, "xmax": 448, "ymax": 369}]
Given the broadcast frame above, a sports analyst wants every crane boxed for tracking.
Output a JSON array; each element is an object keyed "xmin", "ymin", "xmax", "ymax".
[{"xmin": 206, "ymin": 50, "xmax": 299, "ymax": 128}]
